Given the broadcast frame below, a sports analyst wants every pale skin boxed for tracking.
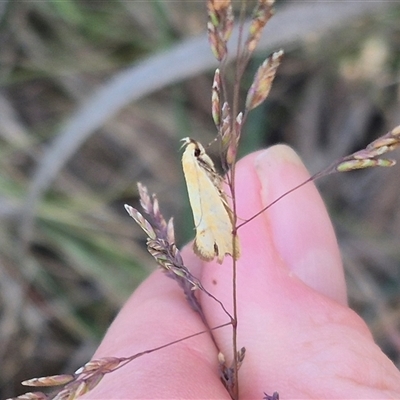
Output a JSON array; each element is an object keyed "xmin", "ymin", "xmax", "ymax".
[{"xmin": 84, "ymin": 145, "xmax": 400, "ymax": 399}]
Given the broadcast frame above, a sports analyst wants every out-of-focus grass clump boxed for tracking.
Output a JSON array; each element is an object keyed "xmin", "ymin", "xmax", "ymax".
[
  {"xmin": 0, "ymin": 2, "xmax": 204, "ymax": 397},
  {"xmin": 0, "ymin": 1, "xmax": 399, "ymax": 398}
]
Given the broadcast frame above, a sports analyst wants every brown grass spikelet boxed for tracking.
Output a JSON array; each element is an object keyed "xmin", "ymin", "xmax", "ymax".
[
  {"xmin": 53, "ymin": 372, "xmax": 103, "ymax": 400},
  {"xmin": 335, "ymin": 124, "xmax": 400, "ymax": 172},
  {"xmin": 22, "ymin": 376, "xmax": 74, "ymax": 388},
  {"xmin": 212, "ymin": 68, "xmax": 222, "ymax": 128},
  {"xmin": 52, "ymin": 387, "xmax": 73, "ymax": 400},
  {"xmin": 207, "ymin": 0, "xmax": 234, "ymax": 60},
  {"xmin": 68, "ymin": 373, "xmax": 104, "ymax": 399},
  {"xmin": 166, "ymin": 216, "xmax": 175, "ymax": 245},
  {"xmin": 365, "ymin": 124, "xmax": 400, "ymax": 152},
  {"xmin": 125, "ymin": 183, "xmax": 206, "ymax": 314},
  {"xmin": 217, "ymin": 348, "xmax": 247, "ymax": 395},
  {"xmin": 220, "ymin": 102, "xmax": 231, "ymax": 144},
  {"xmin": 75, "ymin": 357, "xmax": 121, "ymax": 374},
  {"xmin": 124, "ymin": 205, "xmax": 156, "ymax": 240},
  {"xmin": 70, "ymin": 381, "xmax": 88, "ymax": 399},
  {"xmin": 226, "ymin": 112, "xmax": 242, "ymax": 166},
  {"xmin": 246, "ymin": 0, "xmax": 275, "ymax": 53},
  {"xmin": 82, "ymin": 373, "xmax": 104, "ymax": 392},
  {"xmin": 211, "ymin": 0, "xmax": 231, "ymax": 12},
  {"xmin": 13, "ymin": 357, "xmax": 116, "ymax": 400},
  {"xmin": 207, "ymin": 22, "xmax": 227, "ymax": 61},
  {"xmin": 336, "ymin": 158, "xmax": 395, "ymax": 172},
  {"xmin": 391, "ymin": 124, "xmax": 400, "ymax": 136},
  {"xmin": 7, "ymin": 393, "xmax": 48, "ymax": 400},
  {"xmin": 220, "ymin": 102, "xmax": 231, "ymax": 139},
  {"xmin": 138, "ymin": 182, "xmax": 168, "ymax": 233},
  {"xmin": 146, "ymin": 238, "xmax": 175, "ymax": 270},
  {"xmin": 245, "ymin": 50, "xmax": 284, "ymax": 111},
  {"xmin": 220, "ymin": 102, "xmax": 232, "ymax": 170},
  {"xmin": 264, "ymin": 392, "xmax": 280, "ymax": 400},
  {"xmin": 137, "ymin": 181, "xmax": 151, "ymax": 213},
  {"xmin": 239, "ymin": 123, "xmax": 400, "ymax": 231},
  {"xmin": 236, "ymin": 347, "xmax": 246, "ymax": 369},
  {"xmin": 207, "ymin": 0, "xmax": 233, "ymax": 41},
  {"xmin": 125, "ymin": 184, "xmax": 175, "ymax": 250},
  {"xmin": 125, "ymin": 198, "xmax": 177, "ymax": 274}
]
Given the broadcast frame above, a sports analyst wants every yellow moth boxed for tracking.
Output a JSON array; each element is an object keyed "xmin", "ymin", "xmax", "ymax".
[{"xmin": 181, "ymin": 137, "xmax": 240, "ymax": 263}]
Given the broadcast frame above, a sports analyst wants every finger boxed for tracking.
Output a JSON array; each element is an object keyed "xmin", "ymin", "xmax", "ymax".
[
  {"xmin": 84, "ymin": 268, "xmax": 229, "ymax": 399},
  {"xmin": 254, "ymin": 144, "xmax": 346, "ymax": 304},
  {"xmin": 199, "ymin": 145, "xmax": 400, "ymax": 398}
]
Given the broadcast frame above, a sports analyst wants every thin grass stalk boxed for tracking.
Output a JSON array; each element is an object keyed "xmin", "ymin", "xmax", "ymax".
[{"xmin": 228, "ymin": 3, "xmax": 252, "ymax": 397}]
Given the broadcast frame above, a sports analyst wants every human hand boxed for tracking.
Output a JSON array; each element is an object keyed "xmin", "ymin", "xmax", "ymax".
[{"xmin": 84, "ymin": 145, "xmax": 400, "ymax": 399}]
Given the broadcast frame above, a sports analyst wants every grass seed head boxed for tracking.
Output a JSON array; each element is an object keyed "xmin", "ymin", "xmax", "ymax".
[
  {"xmin": 245, "ymin": 50, "xmax": 284, "ymax": 111},
  {"xmin": 212, "ymin": 69, "xmax": 222, "ymax": 128},
  {"xmin": 226, "ymin": 112, "xmax": 243, "ymax": 166},
  {"xmin": 22, "ymin": 376, "xmax": 74, "ymax": 388},
  {"xmin": 335, "ymin": 124, "xmax": 400, "ymax": 172},
  {"xmin": 207, "ymin": 0, "xmax": 233, "ymax": 60},
  {"xmin": 124, "ymin": 205, "xmax": 156, "ymax": 240},
  {"xmin": 7, "ymin": 392, "xmax": 48, "ymax": 400},
  {"xmin": 76, "ymin": 357, "xmax": 122, "ymax": 374},
  {"xmin": 247, "ymin": 0, "xmax": 275, "ymax": 53}
]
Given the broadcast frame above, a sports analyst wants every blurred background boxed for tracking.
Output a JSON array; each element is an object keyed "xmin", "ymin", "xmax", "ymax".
[{"xmin": 1, "ymin": 1, "xmax": 400, "ymax": 397}]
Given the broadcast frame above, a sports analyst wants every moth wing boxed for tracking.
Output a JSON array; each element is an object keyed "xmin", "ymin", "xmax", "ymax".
[
  {"xmin": 182, "ymin": 143, "xmax": 240, "ymax": 263},
  {"xmin": 192, "ymin": 176, "xmax": 234, "ymax": 263}
]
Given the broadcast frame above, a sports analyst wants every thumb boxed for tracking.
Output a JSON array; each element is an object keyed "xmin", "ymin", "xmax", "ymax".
[
  {"xmin": 199, "ymin": 145, "xmax": 400, "ymax": 398},
  {"xmin": 254, "ymin": 144, "xmax": 347, "ymax": 304}
]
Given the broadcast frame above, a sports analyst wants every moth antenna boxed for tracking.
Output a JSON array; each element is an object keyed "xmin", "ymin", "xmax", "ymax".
[{"xmin": 206, "ymin": 135, "xmax": 218, "ymax": 149}]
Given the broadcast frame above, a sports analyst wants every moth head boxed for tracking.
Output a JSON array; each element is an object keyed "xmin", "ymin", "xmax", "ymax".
[{"xmin": 180, "ymin": 137, "xmax": 205, "ymax": 158}]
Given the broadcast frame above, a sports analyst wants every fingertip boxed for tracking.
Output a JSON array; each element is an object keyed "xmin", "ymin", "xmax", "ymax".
[{"xmin": 254, "ymin": 145, "xmax": 347, "ymax": 305}]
